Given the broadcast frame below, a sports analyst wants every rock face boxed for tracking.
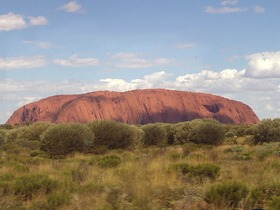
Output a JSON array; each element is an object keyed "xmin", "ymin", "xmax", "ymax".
[{"xmin": 6, "ymin": 89, "xmax": 260, "ymax": 125}]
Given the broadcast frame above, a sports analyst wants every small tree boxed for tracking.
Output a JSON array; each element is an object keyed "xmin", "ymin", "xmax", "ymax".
[
  {"xmin": 173, "ymin": 122, "xmax": 192, "ymax": 144},
  {"xmin": 5, "ymin": 128, "xmax": 20, "ymax": 142},
  {"xmin": 88, "ymin": 120, "xmax": 142, "ymax": 149},
  {"xmin": 151, "ymin": 123, "xmax": 176, "ymax": 145},
  {"xmin": 253, "ymin": 118, "xmax": 280, "ymax": 143},
  {"xmin": 188, "ymin": 119, "xmax": 225, "ymax": 145},
  {"xmin": 20, "ymin": 122, "xmax": 53, "ymax": 141},
  {"xmin": 141, "ymin": 123, "xmax": 167, "ymax": 146},
  {"xmin": 40, "ymin": 123, "xmax": 94, "ymax": 156}
]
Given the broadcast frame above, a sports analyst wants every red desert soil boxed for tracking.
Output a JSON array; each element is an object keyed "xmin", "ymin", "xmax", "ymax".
[{"xmin": 6, "ymin": 89, "xmax": 260, "ymax": 125}]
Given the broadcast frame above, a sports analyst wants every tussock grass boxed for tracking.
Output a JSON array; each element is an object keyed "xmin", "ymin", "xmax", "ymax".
[{"xmin": 0, "ymin": 144, "xmax": 279, "ymax": 209}]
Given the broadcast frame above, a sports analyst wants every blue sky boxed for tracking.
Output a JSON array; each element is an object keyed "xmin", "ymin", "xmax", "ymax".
[{"xmin": 1, "ymin": 0, "xmax": 280, "ymax": 123}]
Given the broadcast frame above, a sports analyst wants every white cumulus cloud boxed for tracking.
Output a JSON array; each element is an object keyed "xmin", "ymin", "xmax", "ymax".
[
  {"xmin": 60, "ymin": 1, "xmax": 84, "ymax": 13},
  {"xmin": 221, "ymin": 0, "xmax": 238, "ymax": 6},
  {"xmin": 98, "ymin": 79, "xmax": 138, "ymax": 91},
  {"xmin": 0, "ymin": 12, "xmax": 27, "ymax": 31},
  {"xmin": 175, "ymin": 68, "xmax": 277, "ymax": 93},
  {"xmin": 245, "ymin": 51, "xmax": 280, "ymax": 78},
  {"xmin": 28, "ymin": 16, "xmax": 48, "ymax": 26},
  {"xmin": 0, "ymin": 13, "xmax": 48, "ymax": 31},
  {"xmin": 0, "ymin": 56, "xmax": 47, "ymax": 70},
  {"xmin": 206, "ymin": 0, "xmax": 248, "ymax": 14},
  {"xmin": 206, "ymin": 6, "xmax": 248, "ymax": 14},
  {"xmin": 53, "ymin": 54, "xmax": 100, "ymax": 67}
]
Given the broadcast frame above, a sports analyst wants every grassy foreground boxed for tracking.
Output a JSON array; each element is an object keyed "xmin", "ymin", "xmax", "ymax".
[{"xmin": 1, "ymin": 140, "xmax": 280, "ymax": 209}]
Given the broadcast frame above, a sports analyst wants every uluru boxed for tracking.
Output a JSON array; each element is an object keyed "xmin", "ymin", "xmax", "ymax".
[{"xmin": 6, "ymin": 89, "xmax": 259, "ymax": 125}]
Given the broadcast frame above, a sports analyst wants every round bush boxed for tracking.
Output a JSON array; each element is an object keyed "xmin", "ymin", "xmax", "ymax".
[
  {"xmin": 225, "ymin": 131, "xmax": 236, "ymax": 138},
  {"xmin": 22, "ymin": 122, "xmax": 54, "ymax": 141},
  {"xmin": 188, "ymin": 119, "xmax": 225, "ymax": 145},
  {"xmin": 269, "ymin": 196, "xmax": 280, "ymax": 210},
  {"xmin": 253, "ymin": 118, "xmax": 280, "ymax": 144},
  {"xmin": 13, "ymin": 174, "xmax": 57, "ymax": 201},
  {"xmin": 157, "ymin": 123, "xmax": 176, "ymax": 145},
  {"xmin": 171, "ymin": 163, "xmax": 220, "ymax": 180},
  {"xmin": 182, "ymin": 142, "xmax": 201, "ymax": 156},
  {"xmin": 205, "ymin": 182, "xmax": 249, "ymax": 208},
  {"xmin": 249, "ymin": 183, "xmax": 280, "ymax": 207},
  {"xmin": 98, "ymin": 155, "xmax": 121, "ymax": 168},
  {"xmin": 40, "ymin": 123, "xmax": 95, "ymax": 155},
  {"xmin": 141, "ymin": 123, "xmax": 168, "ymax": 146},
  {"xmin": 173, "ymin": 122, "xmax": 192, "ymax": 144},
  {"xmin": 88, "ymin": 120, "xmax": 143, "ymax": 149},
  {"xmin": 5, "ymin": 129, "xmax": 19, "ymax": 142}
]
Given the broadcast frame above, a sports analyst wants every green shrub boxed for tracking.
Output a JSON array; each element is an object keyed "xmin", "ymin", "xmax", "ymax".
[
  {"xmin": 171, "ymin": 163, "xmax": 192, "ymax": 174},
  {"xmin": 0, "ymin": 124, "xmax": 13, "ymax": 130},
  {"xmin": 235, "ymin": 152, "xmax": 253, "ymax": 161},
  {"xmin": 0, "ymin": 142, "xmax": 21, "ymax": 154},
  {"xmin": 13, "ymin": 174, "xmax": 57, "ymax": 201},
  {"xmin": 160, "ymin": 123, "xmax": 177, "ymax": 145},
  {"xmin": 12, "ymin": 163, "xmax": 30, "ymax": 173},
  {"xmin": 173, "ymin": 122, "xmax": 192, "ymax": 144},
  {"xmin": 11, "ymin": 126, "xmax": 29, "ymax": 141},
  {"xmin": 30, "ymin": 150, "xmax": 49, "ymax": 158},
  {"xmin": 25, "ymin": 122, "xmax": 53, "ymax": 141},
  {"xmin": 269, "ymin": 196, "xmax": 280, "ymax": 210},
  {"xmin": 88, "ymin": 120, "xmax": 143, "ymax": 149},
  {"xmin": 188, "ymin": 119, "xmax": 226, "ymax": 145},
  {"xmin": 14, "ymin": 139, "xmax": 40, "ymax": 150},
  {"xmin": 29, "ymin": 192, "xmax": 71, "ymax": 210},
  {"xmin": 271, "ymin": 160, "xmax": 280, "ymax": 172},
  {"xmin": 0, "ymin": 129, "xmax": 6, "ymax": 145},
  {"xmin": 191, "ymin": 163, "xmax": 220, "ymax": 180},
  {"xmin": 47, "ymin": 192, "xmax": 71, "ymax": 209},
  {"xmin": 91, "ymin": 145, "xmax": 108, "ymax": 155},
  {"xmin": 225, "ymin": 131, "xmax": 236, "ymax": 138},
  {"xmin": 71, "ymin": 161, "xmax": 89, "ymax": 184},
  {"xmin": 249, "ymin": 183, "xmax": 280, "ymax": 207},
  {"xmin": 234, "ymin": 124, "xmax": 256, "ymax": 137},
  {"xmin": 169, "ymin": 152, "xmax": 182, "ymax": 161},
  {"xmin": 5, "ymin": 129, "xmax": 19, "ymax": 142},
  {"xmin": 205, "ymin": 182, "xmax": 249, "ymax": 208},
  {"xmin": 0, "ymin": 174, "xmax": 14, "ymax": 196},
  {"xmin": 98, "ymin": 155, "xmax": 121, "ymax": 168},
  {"xmin": 254, "ymin": 143, "xmax": 280, "ymax": 160},
  {"xmin": 5, "ymin": 122, "xmax": 53, "ymax": 143},
  {"xmin": 249, "ymin": 187, "xmax": 265, "ymax": 207},
  {"xmin": 171, "ymin": 163, "xmax": 220, "ymax": 180},
  {"xmin": 224, "ymin": 146, "xmax": 245, "ymax": 153},
  {"xmin": 223, "ymin": 146, "xmax": 253, "ymax": 160},
  {"xmin": 253, "ymin": 118, "xmax": 280, "ymax": 143},
  {"xmin": 141, "ymin": 123, "xmax": 167, "ymax": 146},
  {"xmin": 224, "ymin": 130, "xmax": 238, "ymax": 145},
  {"xmin": 40, "ymin": 123, "xmax": 95, "ymax": 155},
  {"xmin": 182, "ymin": 142, "xmax": 201, "ymax": 156}
]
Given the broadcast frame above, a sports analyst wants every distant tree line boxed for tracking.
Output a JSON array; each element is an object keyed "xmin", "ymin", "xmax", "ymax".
[{"xmin": 0, "ymin": 118, "xmax": 279, "ymax": 156}]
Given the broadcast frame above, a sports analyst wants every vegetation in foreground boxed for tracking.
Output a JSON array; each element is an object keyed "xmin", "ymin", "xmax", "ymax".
[{"xmin": 0, "ymin": 118, "xmax": 280, "ymax": 209}]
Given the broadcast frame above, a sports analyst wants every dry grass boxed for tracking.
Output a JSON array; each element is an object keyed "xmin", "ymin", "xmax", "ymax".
[{"xmin": 0, "ymin": 143, "xmax": 279, "ymax": 209}]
